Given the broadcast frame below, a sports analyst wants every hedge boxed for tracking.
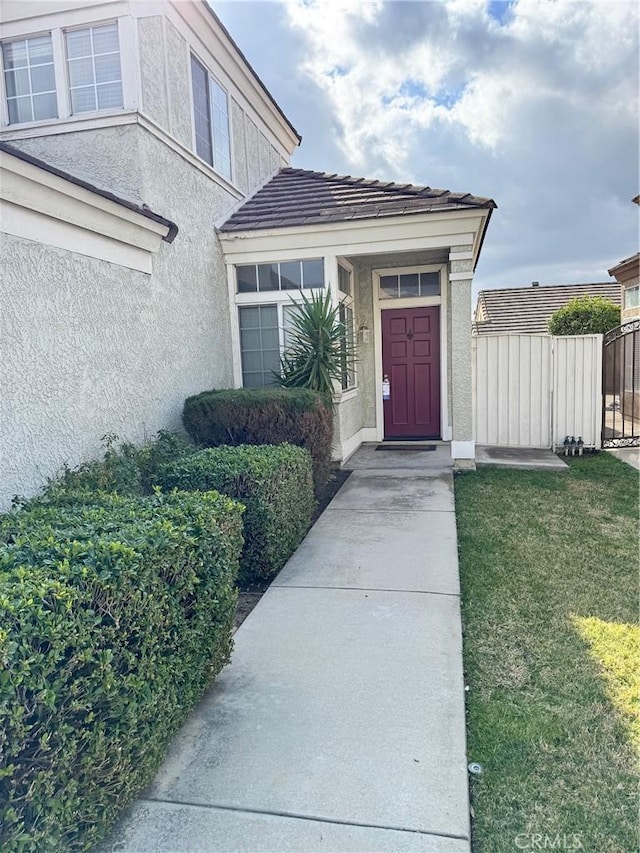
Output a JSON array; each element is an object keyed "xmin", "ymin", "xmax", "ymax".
[
  {"xmin": 157, "ymin": 444, "xmax": 314, "ymax": 587},
  {"xmin": 0, "ymin": 490, "xmax": 243, "ymax": 852},
  {"xmin": 41, "ymin": 429, "xmax": 196, "ymax": 499},
  {"xmin": 182, "ymin": 388, "xmax": 333, "ymax": 490},
  {"xmin": 548, "ymin": 296, "xmax": 620, "ymax": 336}
]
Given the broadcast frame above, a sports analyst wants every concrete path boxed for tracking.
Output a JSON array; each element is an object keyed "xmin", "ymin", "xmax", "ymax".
[
  {"xmin": 103, "ymin": 446, "xmax": 470, "ymax": 853},
  {"xmin": 476, "ymin": 445, "xmax": 568, "ymax": 471}
]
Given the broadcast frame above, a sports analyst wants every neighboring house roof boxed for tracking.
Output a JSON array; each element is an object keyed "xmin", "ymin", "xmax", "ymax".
[
  {"xmin": 219, "ymin": 167, "xmax": 496, "ymax": 233},
  {"xmin": 203, "ymin": 4, "xmax": 301, "ymax": 145},
  {"xmin": 0, "ymin": 141, "xmax": 178, "ymax": 242},
  {"xmin": 608, "ymin": 252, "xmax": 640, "ymax": 282},
  {"xmin": 473, "ymin": 282, "xmax": 621, "ymax": 335}
]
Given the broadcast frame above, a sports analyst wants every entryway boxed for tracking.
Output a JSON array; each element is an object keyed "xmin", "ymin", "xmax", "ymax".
[{"xmin": 381, "ymin": 305, "xmax": 441, "ymax": 439}]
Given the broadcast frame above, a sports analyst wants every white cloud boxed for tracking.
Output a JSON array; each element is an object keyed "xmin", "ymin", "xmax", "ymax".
[{"xmin": 212, "ymin": 0, "xmax": 639, "ymax": 293}]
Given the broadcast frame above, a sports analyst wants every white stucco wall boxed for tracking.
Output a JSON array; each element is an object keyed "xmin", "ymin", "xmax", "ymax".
[{"xmin": 1, "ymin": 5, "xmax": 293, "ymax": 508}]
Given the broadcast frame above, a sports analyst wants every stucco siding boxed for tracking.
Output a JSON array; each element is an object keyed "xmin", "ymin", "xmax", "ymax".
[
  {"xmin": 138, "ymin": 17, "xmax": 169, "ymax": 131},
  {"xmin": 231, "ymin": 98, "xmax": 249, "ymax": 194},
  {"xmin": 10, "ymin": 125, "xmax": 144, "ymax": 204},
  {"xmin": 353, "ymin": 260, "xmax": 377, "ymax": 428},
  {"xmin": 450, "ymin": 278, "xmax": 473, "ymax": 441},
  {"xmin": 0, "ymin": 233, "xmax": 218, "ymax": 509},
  {"xmin": 165, "ymin": 18, "xmax": 193, "ymax": 149}
]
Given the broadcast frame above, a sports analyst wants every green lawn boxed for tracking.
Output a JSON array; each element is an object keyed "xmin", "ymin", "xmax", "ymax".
[{"xmin": 455, "ymin": 453, "xmax": 639, "ymax": 853}]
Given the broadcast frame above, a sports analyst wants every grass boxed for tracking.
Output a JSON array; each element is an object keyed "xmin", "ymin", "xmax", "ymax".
[{"xmin": 454, "ymin": 452, "xmax": 639, "ymax": 852}]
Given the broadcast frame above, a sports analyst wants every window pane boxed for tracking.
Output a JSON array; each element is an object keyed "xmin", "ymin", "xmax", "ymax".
[
  {"xmin": 338, "ymin": 264, "xmax": 352, "ymax": 296},
  {"xmin": 30, "ymin": 63, "xmax": 56, "ymax": 93},
  {"xmin": 191, "ymin": 55, "xmax": 212, "ymax": 165},
  {"xmin": 239, "ymin": 305, "xmax": 280, "ymax": 388},
  {"xmin": 399, "ymin": 273, "xmax": 419, "ymax": 297},
  {"xmin": 210, "ymin": 78, "xmax": 230, "ymax": 176},
  {"xmin": 239, "ymin": 306, "xmax": 260, "ymax": 328},
  {"xmin": 4, "ymin": 68, "xmax": 30, "ymax": 97},
  {"xmin": 240, "ymin": 328, "xmax": 262, "ymax": 350},
  {"xmin": 92, "ymin": 23, "xmax": 119, "ymax": 54},
  {"xmin": 68, "ymin": 57, "xmax": 94, "ymax": 87},
  {"xmin": 95, "ymin": 53, "xmax": 121, "ymax": 83},
  {"xmin": 97, "ymin": 82, "xmax": 123, "ymax": 109},
  {"xmin": 419, "ymin": 272, "xmax": 440, "ymax": 296},
  {"xmin": 3, "ymin": 35, "xmax": 56, "ymax": 125},
  {"xmin": 625, "ymin": 286, "xmax": 640, "ymax": 310},
  {"xmin": 3, "ymin": 40, "xmax": 28, "ymax": 69},
  {"xmin": 380, "ymin": 275, "xmax": 398, "ymax": 298},
  {"xmin": 237, "ymin": 266, "xmax": 258, "ymax": 293},
  {"xmin": 32, "ymin": 91, "xmax": 58, "ymax": 120},
  {"xmin": 66, "ymin": 29, "xmax": 92, "ymax": 58},
  {"xmin": 302, "ymin": 259, "xmax": 324, "ymax": 288},
  {"xmin": 27, "ymin": 36, "xmax": 53, "ymax": 65},
  {"xmin": 280, "ymin": 261, "xmax": 302, "ymax": 290},
  {"xmin": 258, "ymin": 264, "xmax": 279, "ymax": 291},
  {"xmin": 70, "ymin": 86, "xmax": 96, "ymax": 113},
  {"xmin": 7, "ymin": 96, "xmax": 32, "ymax": 124}
]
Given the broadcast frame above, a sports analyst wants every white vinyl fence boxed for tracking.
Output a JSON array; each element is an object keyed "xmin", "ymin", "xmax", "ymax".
[{"xmin": 473, "ymin": 334, "xmax": 603, "ymax": 449}]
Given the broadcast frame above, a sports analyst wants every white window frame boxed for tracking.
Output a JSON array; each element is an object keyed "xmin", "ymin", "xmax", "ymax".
[
  {"xmin": 337, "ymin": 259, "xmax": 357, "ymax": 393},
  {"xmin": 189, "ymin": 50, "xmax": 232, "ymax": 182},
  {"xmin": 64, "ymin": 21, "xmax": 123, "ymax": 117},
  {"xmin": 0, "ymin": 18, "xmax": 132, "ymax": 129}
]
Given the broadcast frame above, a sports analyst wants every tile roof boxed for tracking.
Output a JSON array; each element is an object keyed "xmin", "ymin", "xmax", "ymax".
[
  {"xmin": 219, "ymin": 167, "xmax": 496, "ymax": 232},
  {"xmin": 474, "ymin": 282, "xmax": 621, "ymax": 335}
]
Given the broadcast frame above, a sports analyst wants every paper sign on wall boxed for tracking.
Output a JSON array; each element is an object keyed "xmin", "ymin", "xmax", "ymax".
[{"xmin": 382, "ymin": 376, "xmax": 390, "ymax": 400}]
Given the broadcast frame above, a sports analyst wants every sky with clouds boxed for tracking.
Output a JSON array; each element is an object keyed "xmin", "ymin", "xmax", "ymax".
[{"xmin": 211, "ymin": 0, "xmax": 639, "ymax": 297}]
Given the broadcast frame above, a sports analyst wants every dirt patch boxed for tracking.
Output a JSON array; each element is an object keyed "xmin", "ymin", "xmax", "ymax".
[{"xmin": 233, "ymin": 468, "xmax": 351, "ymax": 630}]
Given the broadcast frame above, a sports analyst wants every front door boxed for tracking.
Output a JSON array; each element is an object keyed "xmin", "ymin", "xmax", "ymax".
[{"xmin": 382, "ymin": 306, "xmax": 441, "ymax": 439}]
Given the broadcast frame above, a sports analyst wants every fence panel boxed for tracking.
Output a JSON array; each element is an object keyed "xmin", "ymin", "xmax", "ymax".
[
  {"xmin": 553, "ymin": 335, "xmax": 602, "ymax": 449},
  {"xmin": 473, "ymin": 334, "xmax": 602, "ymax": 448},
  {"xmin": 473, "ymin": 334, "xmax": 551, "ymax": 447}
]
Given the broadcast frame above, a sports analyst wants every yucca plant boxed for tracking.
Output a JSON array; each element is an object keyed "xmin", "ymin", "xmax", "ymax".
[{"xmin": 276, "ymin": 289, "xmax": 356, "ymax": 401}]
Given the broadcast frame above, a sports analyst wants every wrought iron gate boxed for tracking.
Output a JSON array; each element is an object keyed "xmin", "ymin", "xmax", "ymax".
[{"xmin": 602, "ymin": 319, "xmax": 640, "ymax": 447}]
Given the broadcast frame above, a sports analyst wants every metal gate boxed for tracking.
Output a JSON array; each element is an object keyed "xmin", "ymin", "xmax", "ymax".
[{"xmin": 602, "ymin": 319, "xmax": 640, "ymax": 447}]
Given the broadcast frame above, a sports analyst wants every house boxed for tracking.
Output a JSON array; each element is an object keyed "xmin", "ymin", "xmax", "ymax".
[
  {"xmin": 608, "ymin": 253, "xmax": 640, "ymax": 321},
  {"xmin": 0, "ymin": 0, "xmax": 495, "ymax": 510},
  {"xmin": 473, "ymin": 281, "xmax": 621, "ymax": 335}
]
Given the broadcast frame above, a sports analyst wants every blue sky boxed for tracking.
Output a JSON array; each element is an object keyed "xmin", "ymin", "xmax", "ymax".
[{"xmin": 211, "ymin": 0, "xmax": 639, "ymax": 299}]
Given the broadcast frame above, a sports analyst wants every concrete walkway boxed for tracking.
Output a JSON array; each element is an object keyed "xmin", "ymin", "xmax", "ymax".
[{"xmin": 103, "ymin": 446, "xmax": 470, "ymax": 853}]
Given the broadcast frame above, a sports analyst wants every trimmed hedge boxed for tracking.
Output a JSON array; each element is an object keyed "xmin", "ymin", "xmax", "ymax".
[
  {"xmin": 182, "ymin": 388, "xmax": 333, "ymax": 489},
  {"xmin": 157, "ymin": 444, "xmax": 314, "ymax": 587},
  {"xmin": 0, "ymin": 490, "xmax": 243, "ymax": 852}
]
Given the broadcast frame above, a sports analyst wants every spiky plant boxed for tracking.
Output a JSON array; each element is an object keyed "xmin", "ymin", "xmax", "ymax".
[{"xmin": 276, "ymin": 289, "xmax": 356, "ymax": 401}]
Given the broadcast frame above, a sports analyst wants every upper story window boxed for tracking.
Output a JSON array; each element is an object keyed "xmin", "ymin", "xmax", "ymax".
[
  {"xmin": 2, "ymin": 35, "xmax": 57, "ymax": 124},
  {"xmin": 236, "ymin": 259, "xmax": 324, "ymax": 293},
  {"xmin": 624, "ymin": 284, "xmax": 639, "ymax": 311},
  {"xmin": 66, "ymin": 23, "xmax": 122, "ymax": 114},
  {"xmin": 190, "ymin": 54, "xmax": 231, "ymax": 180},
  {"xmin": 1, "ymin": 21, "xmax": 124, "ymax": 127}
]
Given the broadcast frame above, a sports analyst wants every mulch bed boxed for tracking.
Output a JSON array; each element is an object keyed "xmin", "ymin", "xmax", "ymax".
[{"xmin": 233, "ymin": 467, "xmax": 351, "ymax": 630}]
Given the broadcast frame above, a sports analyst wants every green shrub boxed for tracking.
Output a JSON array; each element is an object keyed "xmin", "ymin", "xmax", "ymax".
[
  {"xmin": 43, "ymin": 430, "xmax": 196, "ymax": 499},
  {"xmin": 0, "ymin": 490, "xmax": 243, "ymax": 852},
  {"xmin": 548, "ymin": 296, "xmax": 620, "ymax": 335},
  {"xmin": 157, "ymin": 444, "xmax": 315, "ymax": 587},
  {"xmin": 182, "ymin": 388, "xmax": 333, "ymax": 489}
]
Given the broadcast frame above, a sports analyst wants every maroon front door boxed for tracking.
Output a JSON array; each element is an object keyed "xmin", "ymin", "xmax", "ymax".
[{"xmin": 382, "ymin": 306, "xmax": 441, "ymax": 439}]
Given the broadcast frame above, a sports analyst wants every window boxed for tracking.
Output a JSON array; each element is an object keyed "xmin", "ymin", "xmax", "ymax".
[
  {"xmin": 339, "ymin": 302, "xmax": 356, "ymax": 391},
  {"xmin": 239, "ymin": 305, "xmax": 281, "ymax": 388},
  {"xmin": 236, "ymin": 259, "xmax": 324, "ymax": 293},
  {"xmin": 624, "ymin": 285, "xmax": 639, "ymax": 311},
  {"xmin": 379, "ymin": 271, "xmax": 440, "ymax": 299},
  {"xmin": 338, "ymin": 262, "xmax": 352, "ymax": 296},
  {"xmin": 2, "ymin": 35, "xmax": 57, "ymax": 124},
  {"xmin": 66, "ymin": 23, "xmax": 123, "ymax": 114},
  {"xmin": 191, "ymin": 55, "xmax": 231, "ymax": 180}
]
